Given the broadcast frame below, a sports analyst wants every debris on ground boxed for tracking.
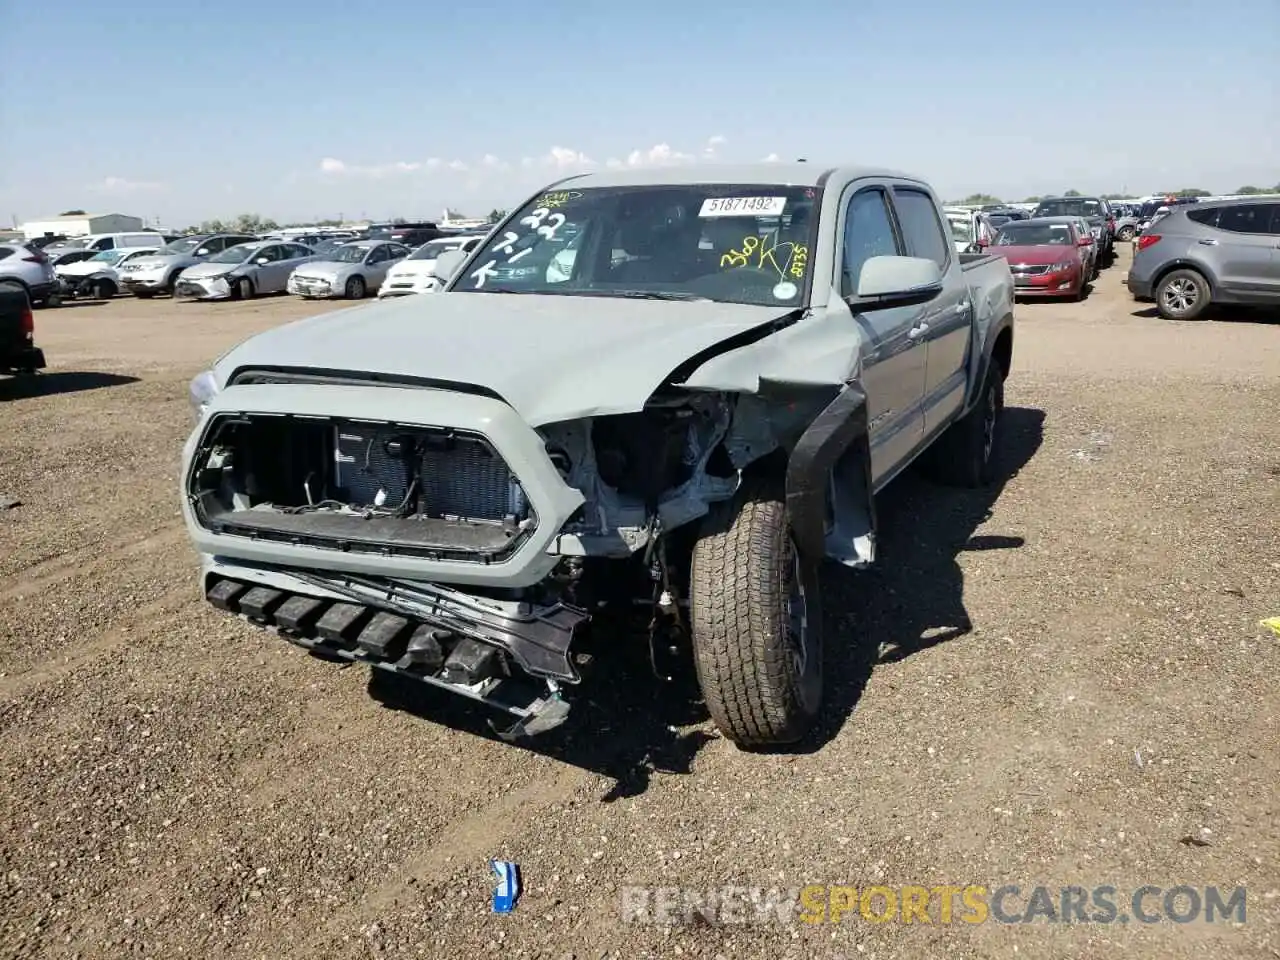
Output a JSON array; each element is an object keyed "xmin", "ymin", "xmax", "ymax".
[
  {"xmin": 490, "ymin": 859, "xmax": 520, "ymax": 914},
  {"xmin": 1260, "ymin": 617, "xmax": 1280, "ymax": 638},
  {"xmin": 0, "ymin": 494, "xmax": 20, "ymax": 510}
]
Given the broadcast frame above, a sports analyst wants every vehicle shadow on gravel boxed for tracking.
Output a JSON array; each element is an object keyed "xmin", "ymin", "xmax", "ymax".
[
  {"xmin": 0, "ymin": 371, "xmax": 140, "ymax": 400},
  {"xmin": 803, "ymin": 405, "xmax": 1046, "ymax": 750},
  {"xmin": 368, "ymin": 407, "xmax": 1045, "ymax": 791},
  {"xmin": 368, "ymin": 643, "xmax": 714, "ymax": 801}
]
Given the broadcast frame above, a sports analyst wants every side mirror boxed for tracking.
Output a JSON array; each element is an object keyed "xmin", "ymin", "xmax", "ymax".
[
  {"xmin": 195, "ymin": 248, "xmax": 210, "ymax": 256},
  {"xmin": 430, "ymin": 249, "xmax": 467, "ymax": 282},
  {"xmin": 255, "ymin": 257, "xmax": 270, "ymax": 265},
  {"xmin": 853, "ymin": 255, "xmax": 944, "ymax": 307}
]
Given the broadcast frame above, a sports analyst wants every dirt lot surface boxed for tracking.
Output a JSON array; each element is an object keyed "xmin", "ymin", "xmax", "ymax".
[{"xmin": 2, "ymin": 251, "xmax": 1279, "ymax": 960}]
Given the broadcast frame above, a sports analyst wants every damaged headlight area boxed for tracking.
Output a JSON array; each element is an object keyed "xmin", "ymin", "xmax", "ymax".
[
  {"xmin": 188, "ymin": 370, "xmax": 219, "ymax": 418},
  {"xmin": 187, "ymin": 413, "xmax": 538, "ymax": 564}
]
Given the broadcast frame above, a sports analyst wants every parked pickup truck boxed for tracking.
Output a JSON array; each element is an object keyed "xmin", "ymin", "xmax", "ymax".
[
  {"xmin": 0, "ymin": 282, "xmax": 46, "ymax": 374},
  {"xmin": 181, "ymin": 165, "xmax": 1015, "ymax": 748}
]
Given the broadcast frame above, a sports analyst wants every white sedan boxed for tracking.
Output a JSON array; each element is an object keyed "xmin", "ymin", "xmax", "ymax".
[
  {"xmin": 56, "ymin": 247, "xmax": 161, "ymax": 299},
  {"xmin": 288, "ymin": 241, "xmax": 411, "ymax": 299},
  {"xmin": 377, "ymin": 234, "xmax": 486, "ymax": 298}
]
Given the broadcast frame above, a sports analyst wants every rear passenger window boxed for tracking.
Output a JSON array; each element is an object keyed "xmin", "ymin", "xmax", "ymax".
[
  {"xmin": 841, "ymin": 188, "xmax": 900, "ymax": 297},
  {"xmin": 1216, "ymin": 204, "xmax": 1270, "ymax": 233},
  {"xmin": 892, "ymin": 188, "xmax": 950, "ymax": 270},
  {"xmin": 96, "ymin": 238, "xmax": 115, "ymax": 250},
  {"xmin": 1187, "ymin": 208, "xmax": 1219, "ymax": 227}
]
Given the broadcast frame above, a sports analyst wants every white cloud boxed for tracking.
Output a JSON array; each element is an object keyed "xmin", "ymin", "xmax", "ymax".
[
  {"xmin": 761, "ymin": 152, "xmax": 781, "ymax": 162},
  {"xmin": 481, "ymin": 154, "xmax": 509, "ymax": 170},
  {"xmin": 625, "ymin": 143, "xmax": 696, "ymax": 167},
  {"xmin": 318, "ymin": 157, "xmax": 432, "ymax": 178},
  {"xmin": 703, "ymin": 134, "xmax": 726, "ymax": 157},
  {"xmin": 448, "ymin": 159, "xmax": 468, "ymax": 171},
  {"xmin": 544, "ymin": 146, "xmax": 594, "ymax": 169},
  {"xmin": 92, "ymin": 175, "xmax": 166, "ymax": 194}
]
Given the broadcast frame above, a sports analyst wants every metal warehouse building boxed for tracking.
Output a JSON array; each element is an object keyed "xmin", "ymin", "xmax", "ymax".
[{"xmin": 21, "ymin": 212, "xmax": 144, "ymax": 240}]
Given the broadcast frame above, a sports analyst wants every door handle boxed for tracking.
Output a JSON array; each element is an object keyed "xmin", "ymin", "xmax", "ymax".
[
  {"xmin": 953, "ymin": 303, "xmax": 970, "ymax": 315},
  {"xmin": 907, "ymin": 322, "xmax": 930, "ymax": 340},
  {"xmin": 1197, "ymin": 238, "xmax": 1218, "ymax": 245}
]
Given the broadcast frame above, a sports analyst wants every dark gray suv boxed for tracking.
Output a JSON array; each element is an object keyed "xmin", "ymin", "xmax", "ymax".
[{"xmin": 1126, "ymin": 199, "xmax": 1280, "ymax": 320}]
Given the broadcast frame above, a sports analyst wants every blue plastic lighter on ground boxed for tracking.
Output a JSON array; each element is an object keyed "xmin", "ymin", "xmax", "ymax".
[{"xmin": 490, "ymin": 859, "xmax": 521, "ymax": 913}]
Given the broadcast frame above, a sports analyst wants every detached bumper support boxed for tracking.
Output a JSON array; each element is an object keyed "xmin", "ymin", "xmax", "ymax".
[{"xmin": 204, "ymin": 574, "xmax": 588, "ymax": 737}]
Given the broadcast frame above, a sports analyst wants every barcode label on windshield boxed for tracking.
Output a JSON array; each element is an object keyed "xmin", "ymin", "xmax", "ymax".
[{"xmin": 698, "ymin": 196, "xmax": 787, "ymax": 217}]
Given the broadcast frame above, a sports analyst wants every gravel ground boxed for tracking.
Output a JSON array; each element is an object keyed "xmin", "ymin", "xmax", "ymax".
[{"xmin": 2, "ymin": 252, "xmax": 1278, "ymax": 960}]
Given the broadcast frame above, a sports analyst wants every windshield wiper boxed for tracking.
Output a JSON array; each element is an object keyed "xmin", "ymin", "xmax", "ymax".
[{"xmin": 589, "ymin": 290, "xmax": 712, "ymax": 302}]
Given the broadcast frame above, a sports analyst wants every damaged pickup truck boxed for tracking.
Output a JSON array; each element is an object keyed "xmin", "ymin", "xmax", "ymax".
[{"xmin": 182, "ymin": 165, "xmax": 1015, "ymax": 747}]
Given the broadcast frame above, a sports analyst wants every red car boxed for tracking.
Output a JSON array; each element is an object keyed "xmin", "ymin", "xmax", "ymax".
[{"xmin": 988, "ymin": 219, "xmax": 1091, "ymax": 300}]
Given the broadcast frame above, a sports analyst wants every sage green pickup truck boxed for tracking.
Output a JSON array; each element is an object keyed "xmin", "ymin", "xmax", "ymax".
[{"xmin": 182, "ymin": 164, "xmax": 1015, "ymax": 748}]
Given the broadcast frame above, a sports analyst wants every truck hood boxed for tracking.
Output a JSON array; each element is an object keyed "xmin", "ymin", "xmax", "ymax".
[
  {"xmin": 990, "ymin": 245, "xmax": 1077, "ymax": 266},
  {"xmin": 212, "ymin": 292, "xmax": 794, "ymax": 426}
]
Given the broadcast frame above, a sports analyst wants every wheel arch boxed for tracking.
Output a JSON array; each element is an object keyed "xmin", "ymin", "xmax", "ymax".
[{"xmin": 1151, "ymin": 258, "xmax": 1217, "ymax": 296}]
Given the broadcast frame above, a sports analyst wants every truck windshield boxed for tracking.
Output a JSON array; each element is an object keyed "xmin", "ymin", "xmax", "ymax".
[{"xmin": 450, "ymin": 184, "xmax": 822, "ymax": 307}]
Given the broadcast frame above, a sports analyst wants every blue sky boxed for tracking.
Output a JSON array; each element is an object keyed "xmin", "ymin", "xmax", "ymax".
[{"xmin": 1, "ymin": 0, "xmax": 1276, "ymax": 226}]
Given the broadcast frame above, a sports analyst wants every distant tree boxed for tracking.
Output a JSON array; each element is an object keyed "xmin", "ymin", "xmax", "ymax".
[
  {"xmin": 1172, "ymin": 188, "xmax": 1211, "ymax": 197},
  {"xmin": 954, "ymin": 193, "xmax": 1000, "ymax": 205},
  {"xmin": 1063, "ymin": 189, "xmax": 1082, "ymax": 197},
  {"xmin": 1023, "ymin": 196, "xmax": 1042, "ymax": 203},
  {"xmin": 228, "ymin": 213, "xmax": 278, "ymax": 234},
  {"xmin": 59, "ymin": 209, "xmax": 86, "ymax": 216},
  {"xmin": 1235, "ymin": 186, "xmax": 1264, "ymax": 195},
  {"xmin": 1102, "ymin": 193, "xmax": 1136, "ymax": 200},
  {"xmin": 446, "ymin": 208, "xmax": 466, "ymax": 220},
  {"xmin": 486, "ymin": 208, "xmax": 508, "ymax": 223}
]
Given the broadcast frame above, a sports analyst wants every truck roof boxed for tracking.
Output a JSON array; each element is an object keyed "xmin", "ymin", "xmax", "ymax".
[{"xmin": 549, "ymin": 163, "xmax": 919, "ymax": 189}]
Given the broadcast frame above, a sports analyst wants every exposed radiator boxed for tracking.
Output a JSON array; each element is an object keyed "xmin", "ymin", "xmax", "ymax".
[{"xmin": 333, "ymin": 424, "xmax": 526, "ymax": 523}]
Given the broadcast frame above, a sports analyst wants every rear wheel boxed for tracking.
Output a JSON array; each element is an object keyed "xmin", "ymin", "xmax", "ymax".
[
  {"xmin": 690, "ymin": 480, "xmax": 823, "ymax": 748},
  {"xmin": 93, "ymin": 279, "xmax": 116, "ymax": 299},
  {"xmin": 1155, "ymin": 268, "xmax": 1210, "ymax": 321},
  {"xmin": 925, "ymin": 365, "xmax": 1005, "ymax": 488},
  {"xmin": 1117, "ymin": 225, "xmax": 1135, "ymax": 241},
  {"xmin": 344, "ymin": 275, "xmax": 366, "ymax": 299}
]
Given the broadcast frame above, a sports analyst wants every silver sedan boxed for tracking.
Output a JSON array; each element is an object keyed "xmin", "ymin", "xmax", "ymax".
[
  {"xmin": 286, "ymin": 241, "xmax": 411, "ymax": 299},
  {"xmin": 175, "ymin": 241, "xmax": 318, "ymax": 300}
]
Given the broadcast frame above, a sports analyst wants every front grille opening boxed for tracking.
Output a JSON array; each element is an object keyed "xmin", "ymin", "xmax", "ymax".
[{"xmin": 189, "ymin": 413, "xmax": 536, "ymax": 563}]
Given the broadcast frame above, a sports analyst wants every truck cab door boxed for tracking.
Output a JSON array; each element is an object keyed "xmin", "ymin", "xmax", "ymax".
[
  {"xmin": 837, "ymin": 183, "xmax": 927, "ymax": 487},
  {"xmin": 889, "ymin": 186, "xmax": 972, "ymax": 433}
]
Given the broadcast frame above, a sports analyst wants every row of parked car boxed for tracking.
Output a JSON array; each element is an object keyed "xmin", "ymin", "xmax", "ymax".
[{"xmin": 0, "ymin": 224, "xmax": 493, "ymax": 306}]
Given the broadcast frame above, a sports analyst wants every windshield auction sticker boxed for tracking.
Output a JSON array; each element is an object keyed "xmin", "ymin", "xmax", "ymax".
[{"xmin": 699, "ymin": 196, "xmax": 787, "ymax": 217}]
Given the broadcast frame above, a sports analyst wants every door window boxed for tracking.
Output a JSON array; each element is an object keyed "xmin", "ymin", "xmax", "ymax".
[
  {"xmin": 254, "ymin": 246, "xmax": 285, "ymax": 263},
  {"xmin": 1216, "ymin": 204, "xmax": 1271, "ymax": 234},
  {"xmin": 95, "ymin": 238, "xmax": 115, "ymax": 250},
  {"xmin": 892, "ymin": 188, "xmax": 951, "ymax": 269},
  {"xmin": 840, "ymin": 188, "xmax": 901, "ymax": 297}
]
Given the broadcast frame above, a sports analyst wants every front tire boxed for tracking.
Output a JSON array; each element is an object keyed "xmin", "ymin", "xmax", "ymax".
[
  {"xmin": 925, "ymin": 365, "xmax": 1005, "ymax": 488},
  {"xmin": 690, "ymin": 480, "xmax": 823, "ymax": 748},
  {"xmin": 233, "ymin": 277, "xmax": 254, "ymax": 301},
  {"xmin": 93, "ymin": 279, "xmax": 116, "ymax": 299},
  {"xmin": 1156, "ymin": 268, "xmax": 1210, "ymax": 321},
  {"xmin": 344, "ymin": 275, "xmax": 366, "ymax": 299}
]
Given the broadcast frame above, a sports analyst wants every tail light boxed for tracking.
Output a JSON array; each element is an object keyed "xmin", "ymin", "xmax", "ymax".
[
  {"xmin": 1136, "ymin": 234, "xmax": 1161, "ymax": 252},
  {"xmin": 20, "ymin": 300, "xmax": 34, "ymax": 338},
  {"xmin": 22, "ymin": 252, "xmax": 48, "ymax": 265}
]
